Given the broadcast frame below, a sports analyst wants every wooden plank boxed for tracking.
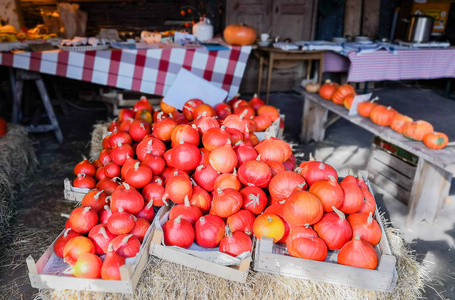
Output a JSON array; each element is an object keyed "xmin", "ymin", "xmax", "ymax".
[
  {"xmin": 344, "ymin": 0, "xmax": 363, "ymax": 37},
  {"xmin": 294, "ymin": 87, "xmax": 455, "ymax": 174},
  {"xmin": 63, "ymin": 178, "xmax": 87, "ymax": 202},
  {"xmin": 362, "ymin": 0, "xmax": 380, "ymax": 38},
  {"xmin": 367, "ymin": 168, "xmax": 411, "ymax": 205},
  {"xmin": 406, "ymin": 159, "xmax": 453, "ymax": 226},
  {"xmin": 367, "ymin": 155, "xmax": 414, "ymax": 189},
  {"xmin": 300, "ymin": 96, "xmax": 328, "ymax": 142}
]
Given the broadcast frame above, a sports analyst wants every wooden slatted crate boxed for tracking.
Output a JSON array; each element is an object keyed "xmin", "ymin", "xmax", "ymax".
[
  {"xmin": 149, "ymin": 205, "xmax": 251, "ymax": 283},
  {"xmin": 63, "ymin": 178, "xmax": 89, "ymax": 202},
  {"xmin": 253, "ymin": 178, "xmax": 398, "ymax": 292},
  {"xmin": 366, "ymin": 144, "xmax": 417, "ymax": 205},
  {"xmin": 26, "ymin": 206, "xmax": 160, "ymax": 294}
]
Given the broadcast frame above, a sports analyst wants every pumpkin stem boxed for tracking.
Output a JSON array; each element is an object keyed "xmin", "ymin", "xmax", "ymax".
[
  {"xmin": 190, "ymin": 178, "xmax": 197, "ymax": 187},
  {"xmin": 226, "ymin": 139, "xmax": 232, "ymax": 145},
  {"xmin": 294, "ymin": 167, "xmax": 302, "ymax": 173},
  {"xmin": 146, "ymin": 200, "xmax": 154, "ymax": 209},
  {"xmin": 199, "ymin": 216, "xmax": 205, "ymax": 222},
  {"xmin": 216, "ymin": 188, "xmax": 223, "ymax": 195},
  {"xmin": 126, "ymin": 153, "xmax": 131, "ymax": 159},
  {"xmin": 245, "ymin": 193, "xmax": 260, "ymax": 207},
  {"xmin": 225, "ymin": 224, "xmax": 233, "ymax": 237},
  {"xmin": 233, "ymin": 168, "xmax": 237, "ymax": 176},
  {"xmin": 196, "ymin": 165, "xmax": 204, "ymax": 171},
  {"xmin": 354, "ymin": 234, "xmax": 361, "ymax": 240},
  {"xmin": 278, "ymin": 200, "xmax": 286, "ymax": 205},
  {"xmin": 297, "ymin": 183, "xmax": 306, "ymax": 189},
  {"xmin": 148, "ymin": 139, "xmax": 153, "ymax": 146},
  {"xmin": 247, "ymin": 183, "xmax": 255, "ymax": 186},
  {"xmin": 191, "ymin": 124, "xmax": 197, "ymax": 129},
  {"xmin": 113, "ymin": 177, "xmax": 121, "ymax": 183},
  {"xmin": 132, "ymin": 215, "xmax": 137, "ymax": 221},
  {"xmin": 105, "ymin": 196, "xmax": 111, "ymax": 204},
  {"xmin": 77, "ymin": 173, "xmax": 86, "ymax": 179},
  {"xmin": 235, "ymin": 140, "xmax": 243, "ymax": 146},
  {"xmin": 367, "ymin": 212, "xmax": 374, "ymax": 224},
  {"xmin": 179, "ymin": 139, "xmax": 184, "ymax": 145},
  {"xmin": 239, "ymin": 113, "xmax": 245, "ymax": 120},
  {"xmin": 325, "ymin": 79, "xmax": 332, "ymax": 83},
  {"xmin": 267, "ymin": 216, "xmax": 273, "ymax": 223},
  {"xmin": 94, "ymin": 190, "xmax": 104, "ymax": 199},
  {"xmin": 108, "ymin": 243, "xmax": 114, "ymax": 252},
  {"xmin": 174, "ymin": 215, "xmax": 183, "ymax": 224},
  {"xmin": 99, "ymin": 226, "xmax": 109, "ymax": 239},
  {"xmin": 173, "ymin": 171, "xmax": 179, "ymax": 176},
  {"xmin": 84, "ymin": 206, "xmax": 91, "ymax": 213},
  {"xmin": 140, "ymin": 122, "xmax": 145, "ymax": 130},
  {"xmin": 256, "ymin": 154, "xmax": 261, "ymax": 161},
  {"xmin": 357, "ymin": 171, "xmax": 363, "ymax": 181},
  {"xmin": 184, "ymin": 195, "xmax": 191, "ymax": 207},
  {"xmin": 82, "ymin": 155, "xmax": 88, "ymax": 161},
  {"xmin": 221, "ymin": 125, "xmax": 226, "ymax": 131},
  {"xmin": 304, "ymin": 224, "xmax": 310, "ymax": 228},
  {"xmin": 122, "ymin": 234, "xmax": 133, "ymax": 245},
  {"xmin": 386, "ymin": 106, "xmax": 392, "ymax": 110},
  {"xmin": 332, "ymin": 206, "xmax": 346, "ymax": 220},
  {"xmin": 245, "ymin": 229, "xmax": 252, "ymax": 236},
  {"xmin": 103, "ymin": 205, "xmax": 111, "ymax": 211},
  {"xmin": 117, "ymin": 141, "xmax": 122, "ymax": 147},
  {"xmin": 134, "ymin": 162, "xmax": 140, "ymax": 170},
  {"xmin": 328, "ymin": 175, "xmax": 336, "ymax": 182},
  {"xmin": 162, "ymin": 196, "xmax": 169, "ymax": 206},
  {"xmin": 348, "ymin": 169, "xmax": 354, "ymax": 176},
  {"xmin": 309, "ymin": 153, "xmax": 315, "ymax": 161},
  {"xmin": 140, "ymin": 96, "xmax": 147, "ymax": 101},
  {"xmin": 123, "ymin": 182, "xmax": 131, "ymax": 190},
  {"xmin": 63, "ymin": 228, "xmax": 71, "ymax": 237},
  {"xmin": 118, "ymin": 207, "xmax": 124, "ymax": 212},
  {"xmin": 318, "ymin": 162, "xmax": 325, "ymax": 170},
  {"xmin": 253, "ymin": 93, "xmax": 258, "ymax": 98},
  {"xmin": 155, "ymin": 178, "xmax": 163, "ymax": 184},
  {"xmin": 157, "ymin": 111, "xmax": 164, "ymax": 119},
  {"xmin": 245, "ymin": 124, "xmax": 249, "ymax": 133}
]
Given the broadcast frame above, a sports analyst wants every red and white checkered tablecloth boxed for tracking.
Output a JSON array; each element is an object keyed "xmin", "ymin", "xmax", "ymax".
[
  {"xmin": 0, "ymin": 46, "xmax": 252, "ymax": 99},
  {"xmin": 322, "ymin": 48, "xmax": 455, "ymax": 82}
]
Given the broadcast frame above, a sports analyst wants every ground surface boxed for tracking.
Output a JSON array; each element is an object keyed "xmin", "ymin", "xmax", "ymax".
[{"xmin": 0, "ymin": 81, "xmax": 454, "ymax": 299}]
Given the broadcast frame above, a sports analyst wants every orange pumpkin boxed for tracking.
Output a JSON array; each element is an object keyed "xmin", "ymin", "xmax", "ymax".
[
  {"xmin": 357, "ymin": 98, "xmax": 379, "ymax": 117},
  {"xmin": 223, "ymin": 24, "xmax": 257, "ymax": 46},
  {"xmin": 343, "ymin": 94, "xmax": 355, "ymax": 110},
  {"xmin": 423, "ymin": 132, "xmax": 449, "ymax": 150},
  {"xmin": 390, "ymin": 114, "xmax": 413, "ymax": 134},
  {"xmin": 318, "ymin": 80, "xmax": 339, "ymax": 100},
  {"xmin": 402, "ymin": 120, "xmax": 434, "ymax": 141},
  {"xmin": 252, "ymin": 213, "xmax": 285, "ymax": 243},
  {"xmin": 369, "ymin": 105, "xmax": 397, "ymax": 126},
  {"xmin": 331, "ymin": 84, "xmax": 355, "ymax": 105},
  {"xmin": 160, "ymin": 100, "xmax": 176, "ymax": 115}
]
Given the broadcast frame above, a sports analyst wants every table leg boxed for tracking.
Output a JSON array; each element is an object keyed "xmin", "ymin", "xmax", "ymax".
[
  {"xmin": 405, "ymin": 159, "xmax": 452, "ymax": 227},
  {"xmin": 35, "ymin": 78, "xmax": 64, "ymax": 143},
  {"xmin": 266, "ymin": 52, "xmax": 274, "ymax": 104},
  {"xmin": 12, "ymin": 76, "xmax": 23, "ymax": 124},
  {"xmin": 318, "ymin": 54, "xmax": 324, "ymax": 84},
  {"xmin": 257, "ymin": 55, "xmax": 264, "ymax": 96},
  {"xmin": 300, "ymin": 96, "xmax": 328, "ymax": 143},
  {"xmin": 306, "ymin": 59, "xmax": 312, "ymax": 80}
]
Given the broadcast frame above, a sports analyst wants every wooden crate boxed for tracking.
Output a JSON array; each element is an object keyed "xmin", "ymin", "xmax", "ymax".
[
  {"xmin": 26, "ymin": 210, "xmax": 158, "ymax": 294},
  {"xmin": 253, "ymin": 183, "xmax": 398, "ymax": 292},
  {"xmin": 255, "ymin": 114, "xmax": 284, "ymax": 141},
  {"xmin": 63, "ymin": 178, "xmax": 89, "ymax": 202},
  {"xmin": 99, "ymin": 89, "xmax": 161, "ymax": 115},
  {"xmin": 149, "ymin": 205, "xmax": 251, "ymax": 283},
  {"xmin": 366, "ymin": 145, "xmax": 417, "ymax": 205}
]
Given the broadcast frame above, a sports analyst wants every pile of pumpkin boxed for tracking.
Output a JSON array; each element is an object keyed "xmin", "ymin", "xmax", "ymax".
[
  {"xmin": 313, "ymin": 80, "xmax": 449, "ymax": 150},
  {"xmin": 56, "ymin": 94, "xmax": 282, "ymax": 279}
]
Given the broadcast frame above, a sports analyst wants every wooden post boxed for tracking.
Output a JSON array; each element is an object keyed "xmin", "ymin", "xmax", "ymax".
[
  {"xmin": 406, "ymin": 159, "xmax": 452, "ymax": 227},
  {"xmin": 362, "ymin": 0, "xmax": 380, "ymax": 38},
  {"xmin": 300, "ymin": 97, "xmax": 328, "ymax": 143},
  {"xmin": 344, "ymin": 0, "xmax": 363, "ymax": 38}
]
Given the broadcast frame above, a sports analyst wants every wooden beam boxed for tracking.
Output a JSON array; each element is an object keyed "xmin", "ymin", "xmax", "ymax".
[
  {"xmin": 344, "ymin": 0, "xmax": 363, "ymax": 37},
  {"xmin": 362, "ymin": 0, "xmax": 380, "ymax": 38}
]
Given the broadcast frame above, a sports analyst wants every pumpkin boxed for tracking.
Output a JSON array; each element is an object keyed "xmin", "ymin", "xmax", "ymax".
[
  {"xmin": 308, "ymin": 175, "xmax": 344, "ymax": 212},
  {"xmin": 296, "ymin": 157, "xmax": 338, "ymax": 187},
  {"xmin": 264, "ymin": 204, "xmax": 292, "ymax": 243},
  {"xmin": 369, "ymin": 105, "xmax": 397, "ymax": 126},
  {"xmin": 255, "ymin": 136, "xmax": 292, "ymax": 163},
  {"xmin": 163, "ymin": 215, "xmax": 195, "ymax": 248},
  {"xmin": 54, "ymin": 229, "xmax": 82, "ymax": 258},
  {"xmin": 402, "ymin": 120, "xmax": 434, "ymax": 141},
  {"xmin": 313, "ymin": 206, "xmax": 352, "ymax": 250},
  {"xmin": 286, "ymin": 235, "xmax": 327, "ymax": 261},
  {"xmin": 71, "ymin": 253, "xmax": 102, "ymax": 279},
  {"xmin": 268, "ymin": 171, "xmax": 307, "ymax": 204},
  {"xmin": 423, "ymin": 132, "xmax": 449, "ymax": 150},
  {"xmin": 226, "ymin": 209, "xmax": 255, "ymax": 236},
  {"xmin": 68, "ymin": 206, "xmax": 99, "ymax": 234},
  {"xmin": 331, "ymin": 84, "xmax": 355, "ymax": 105},
  {"xmin": 101, "ymin": 244, "xmax": 126, "ymax": 280},
  {"xmin": 63, "ymin": 236, "xmax": 96, "ymax": 265},
  {"xmin": 169, "ymin": 196, "xmax": 203, "ymax": 225},
  {"xmin": 357, "ymin": 186, "xmax": 377, "ymax": 216},
  {"xmin": 219, "ymin": 229, "xmax": 252, "ymax": 257},
  {"xmin": 338, "ymin": 235, "xmax": 378, "ymax": 270},
  {"xmin": 305, "ymin": 82, "xmax": 320, "ymax": 93},
  {"xmin": 343, "ymin": 94, "xmax": 356, "ymax": 110},
  {"xmin": 223, "ymin": 24, "xmax": 257, "ymax": 46},
  {"xmin": 194, "ymin": 214, "xmax": 226, "ymax": 248},
  {"xmin": 318, "ymin": 80, "xmax": 339, "ymax": 100},
  {"xmin": 338, "ymin": 172, "xmax": 364, "ymax": 214},
  {"xmin": 210, "ymin": 188, "xmax": 243, "ymax": 218},
  {"xmin": 389, "ymin": 114, "xmax": 413, "ymax": 134},
  {"xmin": 357, "ymin": 98, "xmax": 379, "ymax": 117},
  {"xmin": 283, "ymin": 190, "xmax": 324, "ymax": 226},
  {"xmin": 252, "ymin": 213, "xmax": 285, "ymax": 243},
  {"xmin": 240, "ymin": 186, "xmax": 268, "ymax": 215},
  {"xmin": 249, "ymin": 93, "xmax": 265, "ymax": 110},
  {"xmin": 347, "ymin": 212, "xmax": 382, "ymax": 246},
  {"xmin": 74, "ymin": 159, "xmax": 95, "ymax": 177},
  {"xmin": 257, "ymin": 105, "xmax": 280, "ymax": 122},
  {"xmin": 110, "ymin": 234, "xmax": 141, "ymax": 258},
  {"xmin": 237, "ymin": 156, "xmax": 272, "ymax": 188}
]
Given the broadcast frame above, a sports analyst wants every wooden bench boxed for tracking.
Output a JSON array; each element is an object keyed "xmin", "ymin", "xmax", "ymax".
[{"xmin": 295, "ymin": 86, "xmax": 455, "ymax": 227}]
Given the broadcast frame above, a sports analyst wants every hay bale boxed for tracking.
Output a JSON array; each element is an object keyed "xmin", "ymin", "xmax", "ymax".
[
  {"xmin": 0, "ymin": 124, "xmax": 37, "ymax": 235},
  {"xmin": 34, "ymin": 223, "xmax": 428, "ymax": 300},
  {"xmin": 89, "ymin": 122, "xmax": 110, "ymax": 161}
]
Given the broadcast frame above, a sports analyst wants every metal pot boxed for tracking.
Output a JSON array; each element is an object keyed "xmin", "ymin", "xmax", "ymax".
[{"xmin": 404, "ymin": 15, "xmax": 434, "ymax": 43}]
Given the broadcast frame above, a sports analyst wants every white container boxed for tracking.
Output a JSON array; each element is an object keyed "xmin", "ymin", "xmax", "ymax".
[{"xmin": 192, "ymin": 17, "xmax": 214, "ymax": 42}]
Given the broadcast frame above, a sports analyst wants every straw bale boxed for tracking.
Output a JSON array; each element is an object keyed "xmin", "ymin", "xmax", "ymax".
[{"xmin": 34, "ymin": 221, "xmax": 428, "ymax": 300}]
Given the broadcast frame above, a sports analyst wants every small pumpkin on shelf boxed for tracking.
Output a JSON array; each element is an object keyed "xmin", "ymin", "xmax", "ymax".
[
  {"xmin": 402, "ymin": 120, "xmax": 434, "ymax": 141},
  {"xmin": 318, "ymin": 80, "xmax": 339, "ymax": 100},
  {"xmin": 369, "ymin": 105, "xmax": 397, "ymax": 127},
  {"xmin": 423, "ymin": 132, "xmax": 449, "ymax": 150},
  {"xmin": 357, "ymin": 97, "xmax": 379, "ymax": 117},
  {"xmin": 305, "ymin": 81, "xmax": 320, "ymax": 93},
  {"xmin": 223, "ymin": 24, "xmax": 257, "ymax": 46},
  {"xmin": 331, "ymin": 84, "xmax": 355, "ymax": 105},
  {"xmin": 390, "ymin": 113, "xmax": 413, "ymax": 134}
]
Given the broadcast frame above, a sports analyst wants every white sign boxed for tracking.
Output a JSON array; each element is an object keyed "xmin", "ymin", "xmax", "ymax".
[
  {"xmin": 348, "ymin": 93, "xmax": 373, "ymax": 116},
  {"xmin": 162, "ymin": 68, "xmax": 228, "ymax": 110}
]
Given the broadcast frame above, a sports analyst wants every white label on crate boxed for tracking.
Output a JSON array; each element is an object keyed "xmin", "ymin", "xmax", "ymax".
[
  {"xmin": 162, "ymin": 68, "xmax": 228, "ymax": 110},
  {"xmin": 349, "ymin": 93, "xmax": 372, "ymax": 116}
]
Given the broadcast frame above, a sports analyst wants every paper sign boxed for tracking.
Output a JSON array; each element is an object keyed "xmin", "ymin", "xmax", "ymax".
[
  {"xmin": 162, "ymin": 68, "xmax": 228, "ymax": 110},
  {"xmin": 348, "ymin": 93, "xmax": 373, "ymax": 116}
]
